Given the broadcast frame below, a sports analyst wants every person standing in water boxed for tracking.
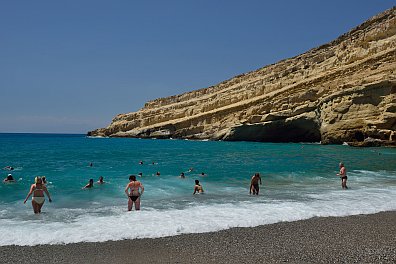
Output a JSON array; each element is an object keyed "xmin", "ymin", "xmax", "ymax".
[
  {"xmin": 23, "ymin": 176, "xmax": 52, "ymax": 214},
  {"xmin": 193, "ymin": 180, "xmax": 204, "ymax": 194},
  {"xmin": 336, "ymin": 162, "xmax": 348, "ymax": 189},
  {"xmin": 125, "ymin": 175, "xmax": 144, "ymax": 211},
  {"xmin": 250, "ymin": 173, "xmax": 262, "ymax": 195}
]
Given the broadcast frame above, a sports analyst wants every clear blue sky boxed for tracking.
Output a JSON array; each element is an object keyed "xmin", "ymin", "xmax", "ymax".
[{"xmin": 0, "ymin": 1, "xmax": 394, "ymax": 133}]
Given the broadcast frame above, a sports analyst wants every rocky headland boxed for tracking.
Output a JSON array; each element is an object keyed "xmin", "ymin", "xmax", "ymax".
[{"xmin": 89, "ymin": 7, "xmax": 396, "ymax": 145}]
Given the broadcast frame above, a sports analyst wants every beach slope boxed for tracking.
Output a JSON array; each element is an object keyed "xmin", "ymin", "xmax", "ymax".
[{"xmin": 1, "ymin": 211, "xmax": 395, "ymax": 264}]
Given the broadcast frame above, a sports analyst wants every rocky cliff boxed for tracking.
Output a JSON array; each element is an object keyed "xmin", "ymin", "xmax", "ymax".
[{"xmin": 89, "ymin": 7, "xmax": 396, "ymax": 145}]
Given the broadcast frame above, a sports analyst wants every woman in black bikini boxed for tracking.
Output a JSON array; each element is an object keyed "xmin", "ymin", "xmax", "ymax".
[{"xmin": 125, "ymin": 175, "xmax": 144, "ymax": 211}]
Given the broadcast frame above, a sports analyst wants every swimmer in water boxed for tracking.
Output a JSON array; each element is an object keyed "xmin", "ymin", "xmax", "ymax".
[
  {"xmin": 156, "ymin": 171, "xmax": 160, "ymax": 176},
  {"xmin": 193, "ymin": 180, "xmax": 204, "ymax": 194},
  {"xmin": 250, "ymin": 173, "xmax": 262, "ymax": 195},
  {"xmin": 180, "ymin": 172, "xmax": 185, "ymax": 179},
  {"xmin": 3, "ymin": 174, "xmax": 15, "ymax": 183},
  {"xmin": 41, "ymin": 176, "xmax": 47, "ymax": 185},
  {"xmin": 125, "ymin": 175, "xmax": 144, "ymax": 211},
  {"xmin": 83, "ymin": 179, "xmax": 94, "ymax": 189},
  {"xmin": 336, "ymin": 162, "xmax": 348, "ymax": 189},
  {"xmin": 200, "ymin": 172, "xmax": 206, "ymax": 176},
  {"xmin": 138, "ymin": 172, "xmax": 143, "ymax": 177},
  {"xmin": 3, "ymin": 166, "xmax": 14, "ymax": 171},
  {"xmin": 23, "ymin": 176, "xmax": 52, "ymax": 214},
  {"xmin": 139, "ymin": 161, "xmax": 143, "ymax": 165},
  {"xmin": 97, "ymin": 176, "xmax": 104, "ymax": 184}
]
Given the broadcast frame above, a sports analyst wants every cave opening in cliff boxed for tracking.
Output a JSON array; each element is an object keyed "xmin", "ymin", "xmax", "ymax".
[
  {"xmin": 225, "ymin": 118, "xmax": 321, "ymax": 143},
  {"xmin": 354, "ymin": 131, "xmax": 365, "ymax": 142}
]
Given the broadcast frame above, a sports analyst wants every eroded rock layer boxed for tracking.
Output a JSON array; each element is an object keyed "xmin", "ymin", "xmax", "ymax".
[{"xmin": 89, "ymin": 7, "xmax": 396, "ymax": 145}]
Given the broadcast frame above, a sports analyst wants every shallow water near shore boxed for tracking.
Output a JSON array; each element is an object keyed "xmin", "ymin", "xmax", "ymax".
[{"xmin": 0, "ymin": 133, "xmax": 395, "ymax": 246}]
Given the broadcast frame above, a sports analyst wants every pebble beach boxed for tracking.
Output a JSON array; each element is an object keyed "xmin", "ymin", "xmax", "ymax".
[{"xmin": 1, "ymin": 211, "xmax": 395, "ymax": 264}]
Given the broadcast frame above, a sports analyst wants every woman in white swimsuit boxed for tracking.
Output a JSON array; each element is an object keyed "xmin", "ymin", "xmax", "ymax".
[{"xmin": 24, "ymin": 176, "xmax": 52, "ymax": 214}]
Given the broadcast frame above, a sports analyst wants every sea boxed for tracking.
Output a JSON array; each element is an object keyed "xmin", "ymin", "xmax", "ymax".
[{"xmin": 0, "ymin": 133, "xmax": 395, "ymax": 246}]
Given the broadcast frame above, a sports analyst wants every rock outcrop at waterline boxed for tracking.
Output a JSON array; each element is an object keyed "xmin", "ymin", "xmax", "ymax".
[{"xmin": 89, "ymin": 7, "xmax": 396, "ymax": 145}]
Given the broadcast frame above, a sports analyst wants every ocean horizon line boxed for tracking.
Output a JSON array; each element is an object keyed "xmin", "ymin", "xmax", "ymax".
[{"xmin": 0, "ymin": 132, "xmax": 86, "ymax": 135}]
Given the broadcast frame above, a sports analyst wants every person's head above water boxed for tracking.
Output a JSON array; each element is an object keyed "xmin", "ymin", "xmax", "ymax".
[
  {"xmin": 7, "ymin": 174, "xmax": 14, "ymax": 180},
  {"xmin": 195, "ymin": 180, "xmax": 200, "ymax": 185},
  {"xmin": 99, "ymin": 176, "xmax": 103, "ymax": 181},
  {"xmin": 89, "ymin": 179, "xmax": 94, "ymax": 184},
  {"xmin": 255, "ymin": 173, "xmax": 260, "ymax": 177},
  {"xmin": 129, "ymin": 175, "xmax": 136, "ymax": 181}
]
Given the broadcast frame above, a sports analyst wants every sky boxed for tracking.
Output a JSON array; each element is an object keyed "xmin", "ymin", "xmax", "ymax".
[{"xmin": 0, "ymin": 1, "xmax": 394, "ymax": 133}]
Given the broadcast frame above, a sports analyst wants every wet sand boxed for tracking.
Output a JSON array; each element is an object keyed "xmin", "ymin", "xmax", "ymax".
[{"xmin": 1, "ymin": 211, "xmax": 395, "ymax": 264}]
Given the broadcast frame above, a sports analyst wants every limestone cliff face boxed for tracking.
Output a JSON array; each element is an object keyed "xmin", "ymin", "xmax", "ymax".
[{"xmin": 89, "ymin": 7, "xmax": 396, "ymax": 145}]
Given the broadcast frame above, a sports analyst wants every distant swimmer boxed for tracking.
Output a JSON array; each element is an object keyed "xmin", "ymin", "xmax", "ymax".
[
  {"xmin": 200, "ymin": 172, "xmax": 206, "ymax": 177},
  {"xmin": 3, "ymin": 174, "xmax": 15, "ymax": 183},
  {"xmin": 3, "ymin": 166, "xmax": 14, "ymax": 171},
  {"xmin": 250, "ymin": 173, "xmax": 262, "ymax": 195},
  {"xmin": 336, "ymin": 162, "xmax": 348, "ymax": 189},
  {"xmin": 138, "ymin": 172, "xmax": 143, "ymax": 177},
  {"xmin": 89, "ymin": 162, "xmax": 93, "ymax": 167},
  {"xmin": 97, "ymin": 176, "xmax": 105, "ymax": 184},
  {"xmin": 193, "ymin": 180, "xmax": 204, "ymax": 194},
  {"xmin": 139, "ymin": 161, "xmax": 144, "ymax": 165},
  {"xmin": 180, "ymin": 172, "xmax": 185, "ymax": 179},
  {"xmin": 125, "ymin": 175, "xmax": 144, "ymax": 211},
  {"xmin": 23, "ymin": 176, "xmax": 52, "ymax": 214},
  {"xmin": 41, "ymin": 176, "xmax": 47, "ymax": 185},
  {"xmin": 83, "ymin": 179, "xmax": 94, "ymax": 189},
  {"xmin": 156, "ymin": 171, "xmax": 160, "ymax": 176},
  {"xmin": 188, "ymin": 167, "xmax": 194, "ymax": 172}
]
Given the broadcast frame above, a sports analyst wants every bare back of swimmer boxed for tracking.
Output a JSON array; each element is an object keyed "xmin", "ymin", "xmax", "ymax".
[{"xmin": 124, "ymin": 175, "xmax": 144, "ymax": 211}]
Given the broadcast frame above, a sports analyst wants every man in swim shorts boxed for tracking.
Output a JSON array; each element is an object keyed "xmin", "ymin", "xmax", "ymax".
[
  {"xmin": 336, "ymin": 162, "xmax": 348, "ymax": 189},
  {"xmin": 250, "ymin": 173, "xmax": 262, "ymax": 195},
  {"xmin": 125, "ymin": 175, "xmax": 144, "ymax": 211}
]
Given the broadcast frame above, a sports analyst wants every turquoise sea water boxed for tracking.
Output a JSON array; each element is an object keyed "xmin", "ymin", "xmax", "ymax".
[{"xmin": 0, "ymin": 133, "xmax": 395, "ymax": 245}]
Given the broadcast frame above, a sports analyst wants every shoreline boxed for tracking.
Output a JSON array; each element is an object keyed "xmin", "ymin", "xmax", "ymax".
[{"xmin": 1, "ymin": 211, "xmax": 395, "ymax": 263}]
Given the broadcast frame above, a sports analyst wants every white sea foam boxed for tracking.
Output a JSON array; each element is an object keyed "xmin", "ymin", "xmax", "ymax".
[{"xmin": 0, "ymin": 186, "xmax": 395, "ymax": 246}]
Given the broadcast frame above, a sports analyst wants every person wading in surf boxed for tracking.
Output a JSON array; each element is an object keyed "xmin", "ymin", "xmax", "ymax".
[
  {"xmin": 336, "ymin": 162, "xmax": 348, "ymax": 189},
  {"xmin": 250, "ymin": 173, "xmax": 262, "ymax": 195},
  {"xmin": 23, "ymin": 176, "xmax": 52, "ymax": 214},
  {"xmin": 125, "ymin": 175, "xmax": 144, "ymax": 211}
]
